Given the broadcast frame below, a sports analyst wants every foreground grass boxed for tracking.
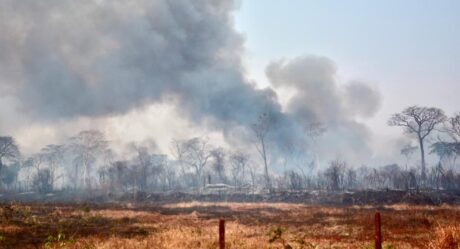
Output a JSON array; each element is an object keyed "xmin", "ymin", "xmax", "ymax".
[{"xmin": 1, "ymin": 202, "xmax": 460, "ymax": 248}]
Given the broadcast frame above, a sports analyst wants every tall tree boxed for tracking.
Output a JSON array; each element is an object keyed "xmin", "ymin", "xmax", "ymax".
[
  {"xmin": 172, "ymin": 137, "xmax": 211, "ymax": 187},
  {"xmin": 130, "ymin": 145, "xmax": 152, "ymax": 191},
  {"xmin": 230, "ymin": 151, "xmax": 249, "ymax": 187},
  {"xmin": 70, "ymin": 130, "xmax": 108, "ymax": 189},
  {"xmin": 446, "ymin": 114, "xmax": 460, "ymax": 142},
  {"xmin": 252, "ymin": 112, "xmax": 271, "ymax": 189},
  {"xmin": 40, "ymin": 144, "xmax": 65, "ymax": 189},
  {"xmin": 24, "ymin": 152, "xmax": 45, "ymax": 191},
  {"xmin": 388, "ymin": 106, "xmax": 446, "ymax": 181},
  {"xmin": 210, "ymin": 147, "xmax": 226, "ymax": 183},
  {"xmin": 0, "ymin": 136, "xmax": 20, "ymax": 186},
  {"xmin": 440, "ymin": 114, "xmax": 460, "ymax": 158},
  {"xmin": 324, "ymin": 160, "xmax": 346, "ymax": 191}
]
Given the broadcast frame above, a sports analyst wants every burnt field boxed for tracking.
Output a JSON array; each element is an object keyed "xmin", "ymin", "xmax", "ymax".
[
  {"xmin": 1, "ymin": 200, "xmax": 460, "ymax": 249},
  {"xmin": 2, "ymin": 189, "xmax": 460, "ymax": 206}
]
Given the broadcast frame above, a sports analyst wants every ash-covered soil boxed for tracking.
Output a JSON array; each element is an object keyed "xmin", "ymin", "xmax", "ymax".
[{"xmin": 2, "ymin": 189, "xmax": 460, "ymax": 206}]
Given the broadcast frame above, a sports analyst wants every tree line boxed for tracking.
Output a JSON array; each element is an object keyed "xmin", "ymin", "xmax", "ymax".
[{"xmin": 1, "ymin": 105, "xmax": 460, "ymax": 195}]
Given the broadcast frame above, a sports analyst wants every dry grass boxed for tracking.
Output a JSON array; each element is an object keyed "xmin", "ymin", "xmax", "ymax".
[
  {"xmin": 1, "ymin": 202, "xmax": 460, "ymax": 248},
  {"xmin": 429, "ymin": 225, "xmax": 460, "ymax": 249}
]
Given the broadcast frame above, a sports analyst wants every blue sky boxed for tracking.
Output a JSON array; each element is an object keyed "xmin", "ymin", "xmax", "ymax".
[{"xmin": 234, "ymin": 0, "xmax": 460, "ymax": 159}]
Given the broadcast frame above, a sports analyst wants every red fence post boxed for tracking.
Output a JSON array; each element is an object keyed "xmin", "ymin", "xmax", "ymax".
[
  {"xmin": 219, "ymin": 219, "xmax": 225, "ymax": 249},
  {"xmin": 374, "ymin": 211, "xmax": 382, "ymax": 249}
]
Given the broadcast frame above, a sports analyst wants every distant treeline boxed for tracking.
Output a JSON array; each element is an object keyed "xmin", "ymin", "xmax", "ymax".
[{"xmin": 1, "ymin": 105, "xmax": 460, "ymax": 195}]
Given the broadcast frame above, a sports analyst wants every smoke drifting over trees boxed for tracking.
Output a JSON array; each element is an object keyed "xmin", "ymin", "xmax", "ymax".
[
  {"xmin": 1, "ymin": 117, "xmax": 460, "ymax": 195},
  {"xmin": 0, "ymin": 0, "xmax": 381, "ymax": 164},
  {"xmin": 3, "ymin": 0, "xmax": 460, "ymax": 196},
  {"xmin": 266, "ymin": 55, "xmax": 382, "ymax": 162}
]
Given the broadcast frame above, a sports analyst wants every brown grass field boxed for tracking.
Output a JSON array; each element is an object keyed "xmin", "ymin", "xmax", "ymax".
[{"xmin": 1, "ymin": 202, "xmax": 460, "ymax": 249}]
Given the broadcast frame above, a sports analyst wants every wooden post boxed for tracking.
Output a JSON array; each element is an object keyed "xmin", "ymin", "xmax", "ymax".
[
  {"xmin": 374, "ymin": 211, "xmax": 382, "ymax": 249},
  {"xmin": 219, "ymin": 219, "xmax": 225, "ymax": 249}
]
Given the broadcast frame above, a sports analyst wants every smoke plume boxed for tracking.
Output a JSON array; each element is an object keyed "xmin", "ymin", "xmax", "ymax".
[
  {"xmin": 266, "ymin": 55, "xmax": 382, "ymax": 162},
  {"xmin": 0, "ymin": 0, "xmax": 381, "ymax": 165}
]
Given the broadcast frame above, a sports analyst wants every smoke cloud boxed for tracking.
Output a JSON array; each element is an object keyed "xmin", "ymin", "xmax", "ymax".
[
  {"xmin": 1, "ymin": 0, "xmax": 243, "ymax": 118},
  {"xmin": 0, "ymin": 0, "xmax": 381, "ymax": 165},
  {"xmin": 266, "ymin": 55, "xmax": 382, "ymax": 162}
]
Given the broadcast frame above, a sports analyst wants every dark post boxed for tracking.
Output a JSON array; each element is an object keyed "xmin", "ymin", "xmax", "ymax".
[
  {"xmin": 219, "ymin": 219, "xmax": 225, "ymax": 249},
  {"xmin": 374, "ymin": 211, "xmax": 382, "ymax": 249}
]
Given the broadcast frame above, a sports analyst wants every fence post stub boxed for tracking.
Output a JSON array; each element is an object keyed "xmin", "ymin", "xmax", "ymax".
[
  {"xmin": 219, "ymin": 218, "xmax": 225, "ymax": 249},
  {"xmin": 374, "ymin": 211, "xmax": 382, "ymax": 249}
]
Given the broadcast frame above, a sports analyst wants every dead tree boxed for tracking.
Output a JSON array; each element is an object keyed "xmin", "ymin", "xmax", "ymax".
[
  {"xmin": 172, "ymin": 137, "xmax": 211, "ymax": 188},
  {"xmin": 324, "ymin": 160, "xmax": 346, "ymax": 191},
  {"xmin": 400, "ymin": 144, "xmax": 417, "ymax": 169},
  {"xmin": 252, "ymin": 112, "xmax": 271, "ymax": 189},
  {"xmin": 388, "ymin": 106, "xmax": 446, "ymax": 183},
  {"xmin": 132, "ymin": 145, "xmax": 152, "ymax": 191},
  {"xmin": 69, "ymin": 130, "xmax": 108, "ymax": 189},
  {"xmin": 210, "ymin": 147, "xmax": 227, "ymax": 183},
  {"xmin": 32, "ymin": 168, "xmax": 53, "ymax": 193},
  {"xmin": 40, "ymin": 144, "xmax": 65, "ymax": 190},
  {"xmin": 230, "ymin": 151, "xmax": 249, "ymax": 187},
  {"xmin": 446, "ymin": 114, "xmax": 460, "ymax": 142},
  {"xmin": 24, "ymin": 153, "xmax": 45, "ymax": 191},
  {"xmin": 437, "ymin": 114, "xmax": 460, "ymax": 166}
]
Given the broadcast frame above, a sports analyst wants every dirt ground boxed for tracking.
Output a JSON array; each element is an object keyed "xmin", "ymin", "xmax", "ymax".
[{"xmin": 1, "ymin": 202, "xmax": 459, "ymax": 249}]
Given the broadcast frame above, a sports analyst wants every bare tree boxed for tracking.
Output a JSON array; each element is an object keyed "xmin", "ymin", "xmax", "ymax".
[
  {"xmin": 23, "ymin": 152, "xmax": 45, "ymax": 191},
  {"xmin": 446, "ymin": 114, "xmax": 460, "ymax": 142},
  {"xmin": 246, "ymin": 162, "xmax": 259, "ymax": 194},
  {"xmin": 345, "ymin": 168, "xmax": 357, "ymax": 189},
  {"xmin": 70, "ymin": 130, "xmax": 108, "ymax": 189},
  {"xmin": 324, "ymin": 160, "xmax": 346, "ymax": 191},
  {"xmin": 107, "ymin": 160, "xmax": 129, "ymax": 193},
  {"xmin": 131, "ymin": 145, "xmax": 152, "ymax": 191},
  {"xmin": 40, "ymin": 144, "xmax": 65, "ymax": 189},
  {"xmin": 172, "ymin": 137, "xmax": 211, "ymax": 188},
  {"xmin": 32, "ymin": 168, "xmax": 53, "ymax": 193},
  {"xmin": 305, "ymin": 122, "xmax": 327, "ymax": 170},
  {"xmin": 23, "ymin": 144, "xmax": 64, "ymax": 193},
  {"xmin": 210, "ymin": 147, "xmax": 226, "ymax": 183},
  {"xmin": 149, "ymin": 154, "xmax": 167, "ymax": 190},
  {"xmin": 400, "ymin": 144, "xmax": 417, "ymax": 169},
  {"xmin": 162, "ymin": 162, "xmax": 177, "ymax": 190},
  {"xmin": 0, "ymin": 136, "xmax": 20, "ymax": 186},
  {"xmin": 98, "ymin": 148, "xmax": 115, "ymax": 191},
  {"xmin": 429, "ymin": 162, "xmax": 444, "ymax": 190},
  {"xmin": 437, "ymin": 114, "xmax": 460, "ymax": 167},
  {"xmin": 252, "ymin": 112, "xmax": 271, "ymax": 189},
  {"xmin": 230, "ymin": 151, "xmax": 249, "ymax": 187},
  {"xmin": 380, "ymin": 164, "xmax": 401, "ymax": 189},
  {"xmin": 286, "ymin": 170, "xmax": 303, "ymax": 190},
  {"xmin": 388, "ymin": 106, "xmax": 446, "ymax": 182}
]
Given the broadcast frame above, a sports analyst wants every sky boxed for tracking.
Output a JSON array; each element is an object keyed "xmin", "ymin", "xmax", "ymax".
[
  {"xmin": 0, "ymin": 0, "xmax": 459, "ymax": 169},
  {"xmin": 234, "ymin": 0, "xmax": 460, "ymax": 161}
]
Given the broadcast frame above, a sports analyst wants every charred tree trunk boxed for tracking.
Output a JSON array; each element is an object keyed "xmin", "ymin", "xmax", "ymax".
[
  {"xmin": 261, "ymin": 141, "xmax": 271, "ymax": 189},
  {"xmin": 418, "ymin": 135, "xmax": 426, "ymax": 184}
]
